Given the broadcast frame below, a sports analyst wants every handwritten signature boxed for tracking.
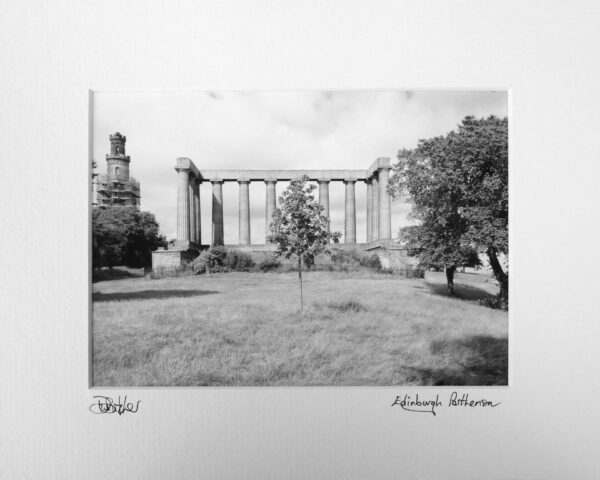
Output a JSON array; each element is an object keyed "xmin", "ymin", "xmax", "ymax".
[
  {"xmin": 391, "ymin": 394, "xmax": 442, "ymax": 416},
  {"xmin": 89, "ymin": 395, "xmax": 140, "ymax": 415},
  {"xmin": 391, "ymin": 392, "xmax": 501, "ymax": 416}
]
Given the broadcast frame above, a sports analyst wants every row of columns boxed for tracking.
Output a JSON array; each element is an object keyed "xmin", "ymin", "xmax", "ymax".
[{"xmin": 175, "ymin": 168, "xmax": 392, "ymax": 246}]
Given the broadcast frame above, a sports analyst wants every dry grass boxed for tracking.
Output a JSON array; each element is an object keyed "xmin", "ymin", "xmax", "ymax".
[{"xmin": 92, "ymin": 270, "xmax": 507, "ymax": 386}]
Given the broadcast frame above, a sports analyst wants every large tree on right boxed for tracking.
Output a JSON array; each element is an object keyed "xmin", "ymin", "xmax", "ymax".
[{"xmin": 389, "ymin": 115, "xmax": 508, "ymax": 307}]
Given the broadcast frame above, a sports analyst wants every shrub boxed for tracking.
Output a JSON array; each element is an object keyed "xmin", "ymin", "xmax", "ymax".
[
  {"xmin": 92, "ymin": 207, "xmax": 166, "ymax": 269},
  {"xmin": 411, "ymin": 266, "xmax": 425, "ymax": 279},
  {"xmin": 357, "ymin": 252, "xmax": 381, "ymax": 270},
  {"xmin": 209, "ymin": 245, "xmax": 228, "ymax": 266},
  {"xmin": 224, "ymin": 249, "xmax": 255, "ymax": 272},
  {"xmin": 190, "ymin": 246, "xmax": 255, "ymax": 273},
  {"xmin": 190, "ymin": 250, "xmax": 212, "ymax": 274},
  {"xmin": 259, "ymin": 256, "xmax": 281, "ymax": 272},
  {"xmin": 328, "ymin": 249, "xmax": 381, "ymax": 271},
  {"xmin": 479, "ymin": 296, "xmax": 508, "ymax": 311},
  {"xmin": 328, "ymin": 249, "xmax": 348, "ymax": 264}
]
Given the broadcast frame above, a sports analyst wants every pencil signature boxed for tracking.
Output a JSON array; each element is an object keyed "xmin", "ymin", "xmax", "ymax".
[{"xmin": 89, "ymin": 395, "xmax": 141, "ymax": 415}]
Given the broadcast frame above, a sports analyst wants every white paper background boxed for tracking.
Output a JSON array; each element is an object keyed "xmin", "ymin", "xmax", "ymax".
[{"xmin": 1, "ymin": 1, "xmax": 599, "ymax": 479}]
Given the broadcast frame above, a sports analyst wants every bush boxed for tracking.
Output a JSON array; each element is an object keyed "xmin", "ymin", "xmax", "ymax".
[
  {"xmin": 259, "ymin": 256, "xmax": 281, "ymax": 272},
  {"xmin": 190, "ymin": 250, "xmax": 212, "ymax": 274},
  {"xmin": 328, "ymin": 249, "xmax": 381, "ymax": 271},
  {"xmin": 409, "ymin": 266, "xmax": 425, "ymax": 279},
  {"xmin": 356, "ymin": 252, "xmax": 381, "ymax": 270},
  {"xmin": 223, "ymin": 249, "xmax": 255, "ymax": 272},
  {"xmin": 209, "ymin": 245, "xmax": 228, "ymax": 266},
  {"xmin": 479, "ymin": 296, "xmax": 508, "ymax": 311},
  {"xmin": 92, "ymin": 206, "xmax": 166, "ymax": 269},
  {"xmin": 190, "ymin": 246, "xmax": 254, "ymax": 274}
]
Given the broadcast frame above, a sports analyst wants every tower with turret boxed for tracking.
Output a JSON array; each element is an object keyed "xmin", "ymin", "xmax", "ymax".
[
  {"xmin": 106, "ymin": 132, "xmax": 131, "ymax": 183},
  {"xmin": 93, "ymin": 132, "xmax": 141, "ymax": 208}
]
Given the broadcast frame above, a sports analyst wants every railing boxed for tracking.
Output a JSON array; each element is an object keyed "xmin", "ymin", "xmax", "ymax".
[{"xmin": 391, "ymin": 266, "xmax": 425, "ymax": 278}]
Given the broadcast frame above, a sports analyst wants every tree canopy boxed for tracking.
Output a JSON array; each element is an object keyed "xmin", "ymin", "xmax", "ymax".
[
  {"xmin": 267, "ymin": 176, "xmax": 341, "ymax": 308},
  {"xmin": 388, "ymin": 115, "xmax": 508, "ymax": 304},
  {"xmin": 92, "ymin": 206, "xmax": 166, "ymax": 269}
]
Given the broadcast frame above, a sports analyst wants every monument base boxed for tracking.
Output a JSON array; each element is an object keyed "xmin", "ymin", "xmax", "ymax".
[
  {"xmin": 151, "ymin": 244, "xmax": 205, "ymax": 273},
  {"xmin": 365, "ymin": 242, "xmax": 419, "ymax": 272},
  {"xmin": 151, "ymin": 240, "xmax": 419, "ymax": 274},
  {"xmin": 151, "ymin": 248, "xmax": 186, "ymax": 273},
  {"xmin": 224, "ymin": 244, "xmax": 277, "ymax": 263}
]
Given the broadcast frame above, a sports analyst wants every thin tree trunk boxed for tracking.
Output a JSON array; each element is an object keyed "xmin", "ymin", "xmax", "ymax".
[
  {"xmin": 298, "ymin": 257, "xmax": 303, "ymax": 310},
  {"xmin": 445, "ymin": 265, "xmax": 456, "ymax": 295},
  {"xmin": 487, "ymin": 248, "xmax": 508, "ymax": 308}
]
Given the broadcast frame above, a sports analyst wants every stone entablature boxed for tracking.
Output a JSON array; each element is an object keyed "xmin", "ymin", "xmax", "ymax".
[
  {"xmin": 199, "ymin": 169, "xmax": 367, "ymax": 182},
  {"xmin": 176, "ymin": 157, "xmax": 391, "ymax": 184}
]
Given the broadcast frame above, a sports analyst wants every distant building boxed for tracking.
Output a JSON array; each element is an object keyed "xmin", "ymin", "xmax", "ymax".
[{"xmin": 92, "ymin": 132, "xmax": 141, "ymax": 209}]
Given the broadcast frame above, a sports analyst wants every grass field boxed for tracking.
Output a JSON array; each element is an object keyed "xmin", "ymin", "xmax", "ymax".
[{"xmin": 92, "ymin": 269, "xmax": 508, "ymax": 386}]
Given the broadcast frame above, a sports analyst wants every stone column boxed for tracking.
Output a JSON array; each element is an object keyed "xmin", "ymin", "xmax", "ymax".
[
  {"xmin": 212, "ymin": 180, "xmax": 224, "ymax": 245},
  {"xmin": 378, "ymin": 167, "xmax": 392, "ymax": 240},
  {"xmin": 371, "ymin": 173, "xmax": 380, "ymax": 241},
  {"xmin": 318, "ymin": 179, "xmax": 330, "ymax": 233},
  {"xmin": 189, "ymin": 178, "xmax": 196, "ymax": 243},
  {"xmin": 193, "ymin": 180, "xmax": 201, "ymax": 245},
  {"xmin": 265, "ymin": 180, "xmax": 277, "ymax": 242},
  {"xmin": 366, "ymin": 179, "xmax": 373, "ymax": 242},
  {"xmin": 344, "ymin": 179, "xmax": 356, "ymax": 244},
  {"xmin": 176, "ymin": 167, "xmax": 190, "ymax": 242},
  {"xmin": 238, "ymin": 180, "xmax": 251, "ymax": 245}
]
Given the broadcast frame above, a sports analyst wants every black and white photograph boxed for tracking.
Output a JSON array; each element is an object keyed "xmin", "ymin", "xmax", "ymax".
[
  {"xmin": 4, "ymin": 1, "xmax": 600, "ymax": 479},
  {"xmin": 91, "ymin": 90, "xmax": 508, "ymax": 386}
]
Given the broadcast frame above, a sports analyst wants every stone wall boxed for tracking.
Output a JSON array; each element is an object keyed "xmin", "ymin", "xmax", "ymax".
[
  {"xmin": 150, "ymin": 242, "xmax": 420, "ymax": 274},
  {"xmin": 151, "ymin": 249, "xmax": 185, "ymax": 272},
  {"xmin": 389, "ymin": 247, "xmax": 417, "ymax": 271},
  {"xmin": 365, "ymin": 244, "xmax": 418, "ymax": 272}
]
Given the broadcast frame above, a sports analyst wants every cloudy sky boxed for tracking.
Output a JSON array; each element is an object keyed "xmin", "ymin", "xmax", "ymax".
[{"xmin": 92, "ymin": 90, "xmax": 507, "ymax": 244}]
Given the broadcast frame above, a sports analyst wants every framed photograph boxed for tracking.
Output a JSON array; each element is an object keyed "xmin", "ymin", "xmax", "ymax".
[
  {"xmin": 90, "ymin": 90, "xmax": 509, "ymax": 388},
  {"xmin": 3, "ymin": 1, "xmax": 599, "ymax": 479}
]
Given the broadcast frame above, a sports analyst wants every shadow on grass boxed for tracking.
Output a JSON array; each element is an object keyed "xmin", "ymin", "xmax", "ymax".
[
  {"xmin": 403, "ymin": 335, "xmax": 508, "ymax": 386},
  {"xmin": 92, "ymin": 267, "xmax": 144, "ymax": 283},
  {"xmin": 424, "ymin": 281, "xmax": 496, "ymax": 303},
  {"xmin": 92, "ymin": 289, "xmax": 220, "ymax": 302}
]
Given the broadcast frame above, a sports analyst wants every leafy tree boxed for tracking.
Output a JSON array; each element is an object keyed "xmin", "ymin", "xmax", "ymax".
[
  {"xmin": 389, "ymin": 115, "xmax": 508, "ymax": 305},
  {"xmin": 92, "ymin": 207, "xmax": 166, "ymax": 269},
  {"xmin": 267, "ymin": 176, "xmax": 341, "ymax": 309},
  {"xmin": 401, "ymin": 223, "xmax": 482, "ymax": 294}
]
